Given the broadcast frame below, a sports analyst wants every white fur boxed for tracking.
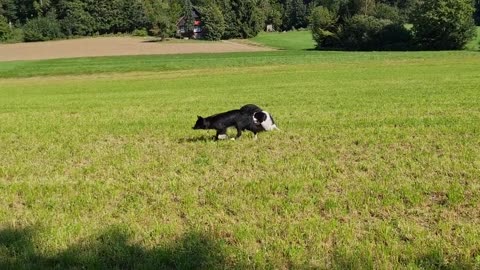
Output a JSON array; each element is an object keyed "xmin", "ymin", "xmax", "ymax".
[
  {"xmin": 260, "ymin": 111, "xmax": 276, "ymax": 131},
  {"xmin": 217, "ymin": 134, "xmax": 228, "ymax": 140}
]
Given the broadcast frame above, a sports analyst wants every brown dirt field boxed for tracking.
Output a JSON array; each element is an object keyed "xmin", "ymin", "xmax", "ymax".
[{"xmin": 0, "ymin": 37, "xmax": 272, "ymax": 61}]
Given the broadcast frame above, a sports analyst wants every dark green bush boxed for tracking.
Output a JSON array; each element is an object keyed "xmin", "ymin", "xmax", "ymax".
[
  {"xmin": 342, "ymin": 15, "xmax": 391, "ymax": 50},
  {"xmin": 411, "ymin": 0, "xmax": 476, "ymax": 50},
  {"xmin": 23, "ymin": 15, "xmax": 62, "ymax": 42},
  {"xmin": 376, "ymin": 23, "xmax": 413, "ymax": 50},
  {"xmin": 342, "ymin": 15, "xmax": 411, "ymax": 50}
]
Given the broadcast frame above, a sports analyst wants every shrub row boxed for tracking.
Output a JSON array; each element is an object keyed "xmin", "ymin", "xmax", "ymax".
[{"xmin": 311, "ymin": 0, "xmax": 476, "ymax": 51}]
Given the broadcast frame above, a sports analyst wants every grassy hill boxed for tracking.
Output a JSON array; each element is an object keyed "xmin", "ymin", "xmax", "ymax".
[{"xmin": 250, "ymin": 30, "xmax": 316, "ymax": 50}]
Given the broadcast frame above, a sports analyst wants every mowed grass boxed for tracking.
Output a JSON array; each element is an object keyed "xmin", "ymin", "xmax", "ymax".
[
  {"xmin": 2, "ymin": 50, "xmax": 479, "ymax": 79},
  {"xmin": 250, "ymin": 30, "xmax": 316, "ymax": 50},
  {"xmin": 1, "ymin": 49, "xmax": 480, "ymax": 269}
]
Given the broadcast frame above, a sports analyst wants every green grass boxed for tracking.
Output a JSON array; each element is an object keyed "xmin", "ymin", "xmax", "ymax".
[
  {"xmin": 2, "ymin": 50, "xmax": 479, "ymax": 79},
  {"xmin": 1, "ymin": 49, "xmax": 480, "ymax": 269},
  {"xmin": 250, "ymin": 30, "xmax": 316, "ymax": 50}
]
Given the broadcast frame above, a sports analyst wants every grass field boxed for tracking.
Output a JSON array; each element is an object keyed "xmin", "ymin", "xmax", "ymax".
[
  {"xmin": 1, "ymin": 36, "xmax": 480, "ymax": 269},
  {"xmin": 250, "ymin": 30, "xmax": 316, "ymax": 50}
]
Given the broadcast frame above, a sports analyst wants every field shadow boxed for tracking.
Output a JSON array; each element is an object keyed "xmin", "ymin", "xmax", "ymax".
[
  {"xmin": 0, "ymin": 225, "xmax": 240, "ymax": 270},
  {"xmin": 304, "ymin": 48, "xmax": 343, "ymax": 51},
  {"xmin": 414, "ymin": 250, "xmax": 476, "ymax": 270},
  {"xmin": 3, "ymin": 225, "xmax": 477, "ymax": 269},
  {"xmin": 142, "ymin": 39, "xmax": 164, "ymax": 43}
]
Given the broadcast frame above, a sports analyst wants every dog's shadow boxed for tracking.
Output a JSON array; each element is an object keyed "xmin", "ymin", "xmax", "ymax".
[{"xmin": 178, "ymin": 135, "xmax": 215, "ymax": 143}]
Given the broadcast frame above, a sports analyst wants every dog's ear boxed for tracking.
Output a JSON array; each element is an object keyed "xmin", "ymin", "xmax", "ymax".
[{"xmin": 197, "ymin": 115, "xmax": 203, "ymax": 119}]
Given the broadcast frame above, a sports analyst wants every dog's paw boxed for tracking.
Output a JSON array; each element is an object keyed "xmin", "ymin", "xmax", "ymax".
[{"xmin": 217, "ymin": 134, "xmax": 228, "ymax": 140}]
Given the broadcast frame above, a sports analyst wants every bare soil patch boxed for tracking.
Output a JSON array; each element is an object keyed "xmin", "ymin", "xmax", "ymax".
[{"xmin": 0, "ymin": 37, "xmax": 273, "ymax": 61}]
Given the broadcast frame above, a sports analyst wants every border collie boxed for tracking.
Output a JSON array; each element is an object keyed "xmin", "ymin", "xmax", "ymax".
[{"xmin": 193, "ymin": 104, "xmax": 279, "ymax": 140}]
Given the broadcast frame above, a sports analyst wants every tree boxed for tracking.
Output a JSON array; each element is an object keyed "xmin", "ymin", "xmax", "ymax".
[
  {"xmin": 85, "ymin": 0, "xmax": 122, "ymax": 34},
  {"xmin": 13, "ymin": 0, "xmax": 37, "ymax": 23},
  {"xmin": 310, "ymin": 6, "xmax": 340, "ymax": 48},
  {"xmin": 200, "ymin": 4, "xmax": 225, "ymax": 40},
  {"xmin": 220, "ymin": 0, "xmax": 264, "ymax": 39},
  {"xmin": 312, "ymin": 0, "xmax": 352, "ymax": 25},
  {"xmin": 411, "ymin": 0, "xmax": 476, "ymax": 49},
  {"xmin": 182, "ymin": 0, "xmax": 194, "ymax": 37},
  {"xmin": 310, "ymin": 0, "xmax": 411, "ymax": 50},
  {"xmin": 353, "ymin": 0, "xmax": 376, "ymax": 15},
  {"xmin": 142, "ymin": 0, "xmax": 176, "ymax": 39},
  {"xmin": 373, "ymin": 3, "xmax": 404, "ymax": 23},
  {"xmin": 262, "ymin": 0, "xmax": 283, "ymax": 30},
  {"xmin": 283, "ymin": 0, "xmax": 307, "ymax": 29},
  {"xmin": 0, "ymin": 14, "xmax": 11, "ymax": 41},
  {"xmin": 57, "ymin": 0, "xmax": 95, "ymax": 36},
  {"xmin": 32, "ymin": 0, "xmax": 54, "ymax": 17},
  {"xmin": 115, "ymin": 0, "xmax": 149, "ymax": 33},
  {"xmin": 0, "ymin": 0, "xmax": 17, "ymax": 23},
  {"xmin": 474, "ymin": 0, "xmax": 480, "ymax": 25},
  {"xmin": 22, "ymin": 11, "xmax": 62, "ymax": 41}
]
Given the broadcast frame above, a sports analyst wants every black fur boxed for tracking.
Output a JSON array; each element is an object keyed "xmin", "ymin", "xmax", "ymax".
[
  {"xmin": 192, "ymin": 110, "xmax": 252, "ymax": 140},
  {"xmin": 240, "ymin": 104, "xmax": 262, "ymax": 115}
]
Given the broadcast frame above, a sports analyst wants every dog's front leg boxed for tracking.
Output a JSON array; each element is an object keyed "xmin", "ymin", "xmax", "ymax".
[{"xmin": 235, "ymin": 128, "xmax": 242, "ymax": 140}]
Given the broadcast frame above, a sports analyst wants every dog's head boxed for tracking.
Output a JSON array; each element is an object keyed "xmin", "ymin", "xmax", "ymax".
[
  {"xmin": 193, "ymin": 116, "xmax": 208, "ymax": 129},
  {"xmin": 253, "ymin": 111, "xmax": 267, "ymax": 125},
  {"xmin": 254, "ymin": 111, "xmax": 279, "ymax": 131}
]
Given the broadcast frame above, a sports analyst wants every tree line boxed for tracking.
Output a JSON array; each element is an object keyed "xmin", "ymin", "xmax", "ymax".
[
  {"xmin": 0, "ymin": 0, "xmax": 478, "ymax": 50},
  {"xmin": 311, "ymin": 0, "xmax": 477, "ymax": 50}
]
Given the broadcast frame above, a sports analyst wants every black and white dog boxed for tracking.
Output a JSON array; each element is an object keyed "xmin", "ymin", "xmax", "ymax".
[{"xmin": 193, "ymin": 104, "xmax": 279, "ymax": 140}]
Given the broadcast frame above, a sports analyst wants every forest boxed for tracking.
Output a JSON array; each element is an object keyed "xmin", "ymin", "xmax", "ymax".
[{"xmin": 0, "ymin": 0, "xmax": 479, "ymax": 50}]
